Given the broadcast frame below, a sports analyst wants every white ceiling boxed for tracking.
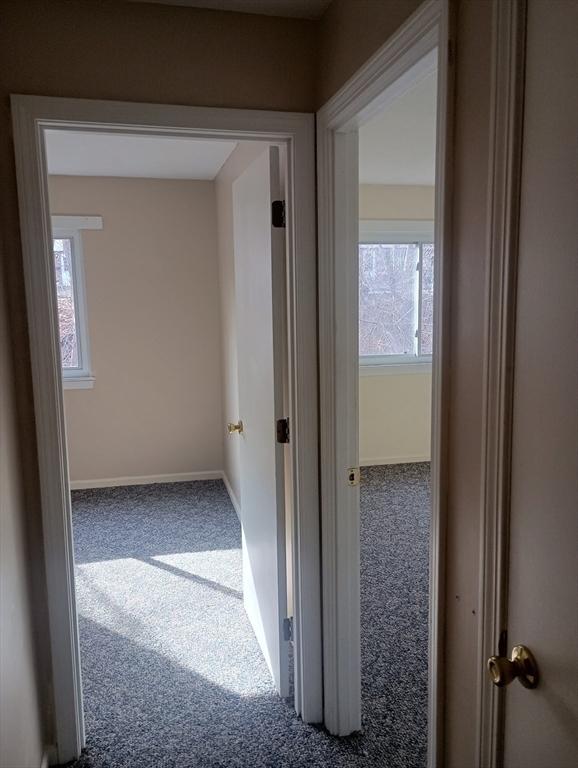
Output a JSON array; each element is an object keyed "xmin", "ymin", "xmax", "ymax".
[
  {"xmin": 128, "ymin": 0, "xmax": 332, "ymax": 19},
  {"xmin": 359, "ymin": 69, "xmax": 437, "ymax": 186},
  {"xmin": 45, "ymin": 131, "xmax": 238, "ymax": 180}
]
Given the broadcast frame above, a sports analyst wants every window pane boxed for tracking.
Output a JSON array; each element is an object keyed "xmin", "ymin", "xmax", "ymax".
[
  {"xmin": 420, "ymin": 243, "xmax": 434, "ymax": 355},
  {"xmin": 359, "ymin": 243, "xmax": 419, "ymax": 356},
  {"xmin": 53, "ymin": 238, "xmax": 79, "ymax": 368}
]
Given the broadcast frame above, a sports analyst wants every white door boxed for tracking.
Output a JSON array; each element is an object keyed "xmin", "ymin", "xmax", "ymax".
[
  {"xmin": 502, "ymin": 2, "xmax": 578, "ymax": 765},
  {"xmin": 232, "ymin": 146, "xmax": 290, "ymax": 697}
]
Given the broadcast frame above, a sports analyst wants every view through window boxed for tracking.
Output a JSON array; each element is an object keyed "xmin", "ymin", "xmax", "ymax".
[
  {"xmin": 53, "ymin": 237, "xmax": 80, "ymax": 369},
  {"xmin": 359, "ymin": 241, "xmax": 434, "ymax": 360}
]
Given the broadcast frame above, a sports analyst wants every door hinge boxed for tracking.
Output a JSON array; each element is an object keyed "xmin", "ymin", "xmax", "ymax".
[
  {"xmin": 348, "ymin": 467, "xmax": 360, "ymax": 486},
  {"xmin": 272, "ymin": 200, "xmax": 286, "ymax": 228},
  {"xmin": 276, "ymin": 417, "xmax": 290, "ymax": 444},
  {"xmin": 283, "ymin": 616, "xmax": 294, "ymax": 642}
]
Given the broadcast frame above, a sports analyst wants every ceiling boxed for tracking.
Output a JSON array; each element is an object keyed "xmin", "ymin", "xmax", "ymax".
[
  {"xmin": 45, "ymin": 131, "xmax": 238, "ymax": 180},
  {"xmin": 359, "ymin": 69, "xmax": 437, "ymax": 186},
  {"xmin": 127, "ymin": 0, "xmax": 332, "ymax": 19}
]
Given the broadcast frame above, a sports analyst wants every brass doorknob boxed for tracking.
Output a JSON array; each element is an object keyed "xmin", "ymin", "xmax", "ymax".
[
  {"xmin": 487, "ymin": 645, "xmax": 539, "ymax": 689},
  {"xmin": 227, "ymin": 420, "xmax": 243, "ymax": 434}
]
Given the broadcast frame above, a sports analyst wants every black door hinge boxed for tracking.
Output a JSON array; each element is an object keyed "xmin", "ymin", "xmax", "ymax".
[
  {"xmin": 276, "ymin": 417, "xmax": 290, "ymax": 444},
  {"xmin": 272, "ymin": 200, "xmax": 286, "ymax": 228},
  {"xmin": 283, "ymin": 616, "xmax": 294, "ymax": 642}
]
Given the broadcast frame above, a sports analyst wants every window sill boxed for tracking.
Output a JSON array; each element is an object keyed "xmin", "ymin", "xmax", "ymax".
[
  {"xmin": 62, "ymin": 376, "xmax": 95, "ymax": 390},
  {"xmin": 359, "ymin": 361, "xmax": 432, "ymax": 376}
]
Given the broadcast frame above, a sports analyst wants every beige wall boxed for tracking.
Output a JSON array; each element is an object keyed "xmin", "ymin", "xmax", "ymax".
[
  {"xmin": 48, "ymin": 176, "xmax": 223, "ymax": 485},
  {"xmin": 0, "ymin": 1, "xmax": 317, "ymax": 759},
  {"xmin": 0, "ymin": 0, "xmax": 513, "ymax": 765},
  {"xmin": 360, "ymin": 372, "xmax": 431, "ymax": 465},
  {"xmin": 359, "ymin": 184, "xmax": 435, "ymax": 220},
  {"xmin": 317, "ymin": 0, "xmax": 423, "ymax": 105},
  {"xmin": 215, "ymin": 143, "xmax": 268, "ymax": 506},
  {"xmin": 0, "ymin": 0, "xmax": 316, "ymax": 113},
  {"xmin": 359, "ymin": 184, "xmax": 434, "ymax": 464},
  {"xmin": 0, "ymin": 266, "xmax": 47, "ymax": 768}
]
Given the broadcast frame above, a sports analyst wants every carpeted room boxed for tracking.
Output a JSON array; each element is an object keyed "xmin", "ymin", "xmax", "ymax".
[
  {"xmin": 46, "ymin": 92, "xmax": 434, "ymax": 767},
  {"xmin": 355, "ymin": 61, "xmax": 438, "ymax": 765}
]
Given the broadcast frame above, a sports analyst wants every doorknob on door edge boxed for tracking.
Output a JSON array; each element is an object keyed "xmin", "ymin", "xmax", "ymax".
[
  {"xmin": 227, "ymin": 420, "xmax": 243, "ymax": 434},
  {"xmin": 487, "ymin": 645, "xmax": 539, "ymax": 689}
]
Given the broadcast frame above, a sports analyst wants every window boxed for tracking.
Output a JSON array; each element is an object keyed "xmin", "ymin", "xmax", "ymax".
[
  {"xmin": 51, "ymin": 216, "xmax": 102, "ymax": 388},
  {"xmin": 359, "ymin": 220, "xmax": 434, "ymax": 372}
]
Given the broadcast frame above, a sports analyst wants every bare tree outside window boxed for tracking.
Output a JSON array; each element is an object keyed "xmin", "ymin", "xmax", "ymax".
[
  {"xmin": 53, "ymin": 238, "xmax": 79, "ymax": 368},
  {"xmin": 359, "ymin": 242, "xmax": 434, "ymax": 359},
  {"xmin": 420, "ymin": 243, "xmax": 434, "ymax": 355}
]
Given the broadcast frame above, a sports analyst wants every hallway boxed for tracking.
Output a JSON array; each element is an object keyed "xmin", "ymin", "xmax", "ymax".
[{"xmin": 70, "ymin": 472, "xmax": 428, "ymax": 767}]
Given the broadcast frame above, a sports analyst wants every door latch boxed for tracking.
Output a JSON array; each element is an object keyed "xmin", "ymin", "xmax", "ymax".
[
  {"xmin": 348, "ymin": 467, "xmax": 360, "ymax": 486},
  {"xmin": 276, "ymin": 418, "xmax": 290, "ymax": 444}
]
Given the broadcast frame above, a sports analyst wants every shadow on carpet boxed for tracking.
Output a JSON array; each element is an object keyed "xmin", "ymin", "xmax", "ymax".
[{"xmin": 67, "ymin": 468, "xmax": 429, "ymax": 768}]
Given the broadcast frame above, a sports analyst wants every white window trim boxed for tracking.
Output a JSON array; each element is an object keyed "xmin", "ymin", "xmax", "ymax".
[
  {"xmin": 359, "ymin": 218, "xmax": 434, "ymax": 244},
  {"xmin": 359, "ymin": 218, "xmax": 434, "ymax": 372},
  {"xmin": 52, "ymin": 215, "xmax": 102, "ymax": 388},
  {"xmin": 360, "ymin": 357, "xmax": 432, "ymax": 376}
]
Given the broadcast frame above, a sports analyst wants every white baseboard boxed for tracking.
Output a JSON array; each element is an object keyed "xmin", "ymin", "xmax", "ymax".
[
  {"xmin": 222, "ymin": 472, "xmax": 241, "ymax": 520},
  {"xmin": 41, "ymin": 745, "xmax": 57, "ymax": 767},
  {"xmin": 69, "ymin": 470, "xmax": 223, "ymax": 490},
  {"xmin": 360, "ymin": 455, "xmax": 430, "ymax": 467}
]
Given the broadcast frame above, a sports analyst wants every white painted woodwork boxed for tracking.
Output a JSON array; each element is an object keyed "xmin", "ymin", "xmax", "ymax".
[
  {"xmin": 503, "ymin": 1, "xmax": 578, "ymax": 765},
  {"xmin": 476, "ymin": 1, "xmax": 528, "ymax": 761},
  {"xmin": 316, "ymin": 3, "xmax": 453, "ymax": 759},
  {"xmin": 11, "ymin": 95, "xmax": 321, "ymax": 763},
  {"xmin": 232, "ymin": 147, "xmax": 289, "ymax": 696},
  {"xmin": 476, "ymin": 2, "xmax": 578, "ymax": 764}
]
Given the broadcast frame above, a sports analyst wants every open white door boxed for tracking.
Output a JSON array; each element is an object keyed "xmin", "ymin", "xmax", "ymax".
[{"xmin": 232, "ymin": 146, "xmax": 290, "ymax": 697}]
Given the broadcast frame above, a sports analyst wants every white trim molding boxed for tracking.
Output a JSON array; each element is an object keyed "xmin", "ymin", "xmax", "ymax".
[
  {"xmin": 359, "ymin": 357, "xmax": 432, "ymax": 375},
  {"xmin": 69, "ymin": 470, "xmax": 223, "ymax": 490},
  {"xmin": 360, "ymin": 455, "xmax": 430, "ymax": 467},
  {"xmin": 11, "ymin": 94, "xmax": 321, "ymax": 764},
  {"xmin": 476, "ymin": 2, "xmax": 527, "ymax": 766},
  {"xmin": 51, "ymin": 215, "xmax": 103, "ymax": 231},
  {"xmin": 62, "ymin": 375, "xmax": 95, "ymax": 390},
  {"xmin": 317, "ymin": 2, "xmax": 454, "ymax": 764},
  {"xmin": 359, "ymin": 218, "xmax": 434, "ymax": 243},
  {"xmin": 41, "ymin": 745, "xmax": 57, "ymax": 768},
  {"xmin": 221, "ymin": 472, "xmax": 241, "ymax": 520}
]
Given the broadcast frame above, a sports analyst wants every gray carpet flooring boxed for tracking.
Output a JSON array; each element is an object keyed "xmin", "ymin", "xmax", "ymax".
[{"xmin": 68, "ymin": 463, "xmax": 429, "ymax": 768}]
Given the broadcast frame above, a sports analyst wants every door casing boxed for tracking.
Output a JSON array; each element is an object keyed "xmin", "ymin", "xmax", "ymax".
[
  {"xmin": 11, "ymin": 96, "xmax": 321, "ymax": 765},
  {"xmin": 316, "ymin": 2, "xmax": 455, "ymax": 765},
  {"xmin": 476, "ymin": 1, "xmax": 528, "ymax": 765}
]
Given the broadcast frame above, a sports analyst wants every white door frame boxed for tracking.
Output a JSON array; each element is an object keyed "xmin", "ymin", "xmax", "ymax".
[
  {"xmin": 316, "ymin": 2, "xmax": 454, "ymax": 764},
  {"xmin": 10, "ymin": 95, "xmax": 322, "ymax": 765},
  {"xmin": 476, "ymin": 1, "xmax": 528, "ymax": 765}
]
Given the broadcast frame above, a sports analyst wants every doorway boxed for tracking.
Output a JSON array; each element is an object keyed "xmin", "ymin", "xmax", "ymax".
[
  {"xmin": 317, "ymin": 3, "xmax": 452, "ymax": 765},
  {"xmin": 11, "ymin": 97, "xmax": 322, "ymax": 765},
  {"xmin": 357, "ymin": 60, "xmax": 437, "ymax": 766},
  {"xmin": 45, "ymin": 130, "xmax": 300, "ymax": 763}
]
